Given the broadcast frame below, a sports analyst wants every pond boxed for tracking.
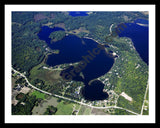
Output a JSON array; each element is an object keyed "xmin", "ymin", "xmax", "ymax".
[{"xmin": 38, "ymin": 26, "xmax": 114, "ymax": 100}]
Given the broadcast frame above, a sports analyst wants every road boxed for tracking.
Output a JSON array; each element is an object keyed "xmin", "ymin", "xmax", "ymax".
[
  {"xmin": 109, "ymin": 23, "xmax": 114, "ymax": 34},
  {"xmin": 43, "ymin": 66, "xmax": 62, "ymax": 71},
  {"xmin": 12, "ymin": 68, "xmax": 52, "ymax": 96},
  {"xmin": 12, "ymin": 67, "xmax": 139, "ymax": 115},
  {"xmin": 52, "ymin": 93, "xmax": 139, "ymax": 115},
  {"xmin": 140, "ymin": 80, "xmax": 149, "ymax": 115}
]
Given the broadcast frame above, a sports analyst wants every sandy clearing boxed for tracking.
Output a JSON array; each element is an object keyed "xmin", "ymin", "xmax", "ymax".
[
  {"xmin": 20, "ymin": 86, "xmax": 31, "ymax": 94},
  {"xmin": 120, "ymin": 92, "xmax": 133, "ymax": 102}
]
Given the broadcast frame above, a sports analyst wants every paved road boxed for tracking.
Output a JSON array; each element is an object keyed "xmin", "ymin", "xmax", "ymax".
[
  {"xmin": 140, "ymin": 81, "xmax": 149, "ymax": 115},
  {"xmin": 12, "ymin": 67, "xmax": 139, "ymax": 115},
  {"xmin": 12, "ymin": 68, "xmax": 52, "ymax": 95}
]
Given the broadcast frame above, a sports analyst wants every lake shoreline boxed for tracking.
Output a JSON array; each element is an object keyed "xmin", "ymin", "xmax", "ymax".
[{"xmin": 118, "ymin": 19, "xmax": 149, "ymax": 65}]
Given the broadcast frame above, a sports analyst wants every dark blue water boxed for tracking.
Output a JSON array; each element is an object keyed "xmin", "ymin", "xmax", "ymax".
[
  {"xmin": 118, "ymin": 19, "xmax": 148, "ymax": 65},
  {"xmin": 68, "ymin": 11, "xmax": 89, "ymax": 17},
  {"xmin": 38, "ymin": 26, "xmax": 65, "ymax": 44},
  {"xmin": 46, "ymin": 35, "xmax": 114, "ymax": 82},
  {"xmin": 38, "ymin": 26, "xmax": 114, "ymax": 100},
  {"xmin": 134, "ymin": 19, "xmax": 148, "ymax": 24},
  {"xmin": 82, "ymin": 80, "xmax": 108, "ymax": 101}
]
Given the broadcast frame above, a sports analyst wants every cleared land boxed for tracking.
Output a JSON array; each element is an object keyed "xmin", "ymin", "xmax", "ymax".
[
  {"xmin": 32, "ymin": 96, "xmax": 58, "ymax": 115},
  {"xmin": 29, "ymin": 64, "xmax": 62, "ymax": 84}
]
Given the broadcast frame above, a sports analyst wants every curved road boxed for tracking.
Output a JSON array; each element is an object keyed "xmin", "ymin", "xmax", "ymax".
[{"xmin": 12, "ymin": 67, "xmax": 139, "ymax": 115}]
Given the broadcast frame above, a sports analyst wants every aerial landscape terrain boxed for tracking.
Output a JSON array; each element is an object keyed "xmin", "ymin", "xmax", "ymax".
[{"xmin": 12, "ymin": 11, "xmax": 149, "ymax": 115}]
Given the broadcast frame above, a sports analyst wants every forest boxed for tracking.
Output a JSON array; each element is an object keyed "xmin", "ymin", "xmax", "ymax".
[
  {"xmin": 12, "ymin": 11, "xmax": 149, "ymax": 115},
  {"xmin": 49, "ymin": 30, "xmax": 66, "ymax": 42},
  {"xmin": 12, "ymin": 93, "xmax": 39, "ymax": 115},
  {"xmin": 12, "ymin": 11, "xmax": 148, "ymax": 74},
  {"xmin": 102, "ymin": 36, "xmax": 148, "ymax": 113}
]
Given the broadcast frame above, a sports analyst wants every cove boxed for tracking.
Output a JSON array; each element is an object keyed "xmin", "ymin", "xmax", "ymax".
[
  {"xmin": 117, "ymin": 19, "xmax": 149, "ymax": 65},
  {"xmin": 38, "ymin": 26, "xmax": 65, "ymax": 44},
  {"xmin": 81, "ymin": 80, "xmax": 108, "ymax": 101},
  {"xmin": 38, "ymin": 26, "xmax": 114, "ymax": 101},
  {"xmin": 45, "ymin": 35, "xmax": 114, "ymax": 82}
]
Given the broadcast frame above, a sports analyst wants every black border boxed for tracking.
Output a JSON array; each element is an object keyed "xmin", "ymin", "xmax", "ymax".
[{"xmin": 2, "ymin": 2, "xmax": 158, "ymax": 126}]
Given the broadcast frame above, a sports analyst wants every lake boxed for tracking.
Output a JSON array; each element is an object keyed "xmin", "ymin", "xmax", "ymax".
[
  {"xmin": 117, "ymin": 19, "xmax": 149, "ymax": 65},
  {"xmin": 38, "ymin": 26, "xmax": 65, "ymax": 44},
  {"xmin": 68, "ymin": 11, "xmax": 89, "ymax": 17},
  {"xmin": 38, "ymin": 26, "xmax": 114, "ymax": 100},
  {"xmin": 82, "ymin": 80, "xmax": 108, "ymax": 101}
]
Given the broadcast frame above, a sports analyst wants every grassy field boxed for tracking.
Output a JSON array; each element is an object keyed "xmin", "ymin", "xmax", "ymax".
[
  {"xmin": 55, "ymin": 100, "xmax": 74, "ymax": 115},
  {"xmin": 78, "ymin": 105, "xmax": 92, "ymax": 115},
  {"xmin": 29, "ymin": 63, "xmax": 62, "ymax": 85},
  {"xmin": 31, "ymin": 90, "xmax": 46, "ymax": 99},
  {"xmin": 28, "ymin": 63, "xmax": 65, "ymax": 94},
  {"xmin": 32, "ymin": 96, "xmax": 58, "ymax": 115}
]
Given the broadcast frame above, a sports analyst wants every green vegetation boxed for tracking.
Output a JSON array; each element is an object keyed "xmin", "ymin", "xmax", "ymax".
[
  {"xmin": 111, "ymin": 108, "xmax": 135, "ymax": 115},
  {"xmin": 55, "ymin": 100, "xmax": 74, "ymax": 115},
  {"xmin": 32, "ymin": 96, "xmax": 59, "ymax": 115},
  {"xmin": 143, "ymin": 87, "xmax": 149, "ymax": 115},
  {"xmin": 12, "ymin": 17, "xmax": 45, "ymax": 74},
  {"xmin": 16, "ymin": 93, "xmax": 26, "ymax": 101},
  {"xmin": 117, "ymin": 96, "xmax": 140, "ymax": 113},
  {"xmin": 31, "ymin": 90, "xmax": 46, "ymax": 100},
  {"xmin": 15, "ymin": 77, "xmax": 26, "ymax": 84},
  {"xmin": 142, "ymin": 101, "xmax": 149, "ymax": 115},
  {"xmin": 102, "ymin": 37, "xmax": 148, "ymax": 114},
  {"xmin": 12, "ymin": 11, "xmax": 148, "ymax": 73},
  {"xmin": 49, "ymin": 31, "xmax": 66, "ymax": 42},
  {"xmin": 78, "ymin": 105, "xmax": 92, "ymax": 115},
  {"xmin": 28, "ymin": 63, "xmax": 65, "ymax": 95},
  {"xmin": 28, "ymin": 62, "xmax": 84, "ymax": 99},
  {"xmin": 44, "ymin": 105, "xmax": 57, "ymax": 115},
  {"xmin": 12, "ymin": 93, "xmax": 37, "ymax": 115},
  {"xmin": 12, "ymin": 11, "xmax": 149, "ymax": 115}
]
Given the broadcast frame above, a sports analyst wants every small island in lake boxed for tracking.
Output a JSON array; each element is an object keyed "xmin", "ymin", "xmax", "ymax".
[{"xmin": 11, "ymin": 11, "xmax": 149, "ymax": 115}]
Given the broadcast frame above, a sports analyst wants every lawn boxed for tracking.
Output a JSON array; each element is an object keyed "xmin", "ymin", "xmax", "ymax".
[{"xmin": 31, "ymin": 90, "xmax": 46, "ymax": 100}]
